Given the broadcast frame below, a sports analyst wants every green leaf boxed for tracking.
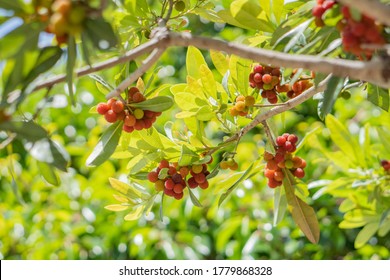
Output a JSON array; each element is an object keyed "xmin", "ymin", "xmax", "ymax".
[
  {"xmin": 273, "ymin": 186, "xmax": 287, "ymax": 226},
  {"xmin": 66, "ymin": 36, "xmax": 77, "ymax": 105},
  {"xmin": 89, "ymin": 74, "xmax": 114, "ymax": 95},
  {"xmin": 187, "ymin": 187, "xmax": 203, "ymax": 207},
  {"xmin": 366, "ymin": 83, "xmax": 389, "ymax": 112},
  {"xmin": 317, "ymin": 76, "xmax": 345, "ymax": 120},
  {"xmin": 200, "ymin": 64, "xmax": 217, "ymax": 100},
  {"xmin": 37, "ymin": 161, "xmax": 60, "ymax": 186},
  {"xmin": 377, "ymin": 127, "xmax": 390, "ymax": 154},
  {"xmin": 325, "ymin": 114, "xmax": 365, "ymax": 167},
  {"xmin": 24, "ymin": 46, "xmax": 63, "ymax": 86},
  {"xmin": 273, "ymin": 19, "xmax": 313, "ymax": 52},
  {"xmin": 0, "ymin": 0, "xmax": 25, "ymax": 12},
  {"xmin": 124, "ymin": 206, "xmax": 145, "ymax": 221},
  {"xmin": 29, "ymin": 139, "xmax": 70, "ymax": 172},
  {"xmin": 186, "ymin": 46, "xmax": 207, "ymax": 79},
  {"xmin": 236, "ymin": 58, "xmax": 251, "ymax": 96},
  {"xmin": 86, "ymin": 121, "xmax": 123, "ymax": 166},
  {"xmin": 0, "ymin": 120, "xmax": 47, "ymax": 142},
  {"xmin": 178, "ymin": 145, "xmax": 199, "ymax": 166},
  {"xmin": 104, "ymin": 204, "xmax": 130, "ymax": 212},
  {"xmin": 218, "ymin": 163, "xmax": 254, "ymax": 207},
  {"xmin": 355, "ymin": 221, "xmax": 380, "ymax": 249},
  {"xmin": 272, "ymin": 0, "xmax": 284, "ymax": 24},
  {"xmin": 210, "ymin": 50, "xmax": 229, "ymax": 75},
  {"xmin": 131, "ymin": 96, "xmax": 174, "ymax": 112},
  {"xmin": 108, "ymin": 177, "xmax": 143, "ymax": 200},
  {"xmin": 84, "ymin": 18, "xmax": 117, "ymax": 50},
  {"xmin": 283, "ymin": 170, "xmax": 320, "ymax": 244}
]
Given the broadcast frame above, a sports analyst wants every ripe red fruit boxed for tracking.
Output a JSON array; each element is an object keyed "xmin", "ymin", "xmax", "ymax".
[
  {"xmin": 173, "ymin": 184, "xmax": 184, "ymax": 194},
  {"xmin": 312, "ymin": 6, "xmax": 325, "ymax": 18},
  {"xmin": 253, "ymin": 73, "xmax": 262, "ymax": 83},
  {"xmin": 253, "ymin": 65, "xmax": 263, "ymax": 73},
  {"xmin": 159, "ymin": 159, "xmax": 170, "ymax": 169},
  {"xmin": 199, "ymin": 181, "xmax": 209, "ymax": 189},
  {"xmin": 173, "ymin": 192, "xmax": 184, "ymax": 200},
  {"xmin": 283, "ymin": 141, "xmax": 294, "ymax": 152},
  {"xmin": 172, "ymin": 173, "xmax": 183, "ymax": 184},
  {"xmin": 276, "ymin": 136, "xmax": 286, "ymax": 146},
  {"xmin": 124, "ymin": 115, "xmax": 136, "ymax": 126},
  {"xmin": 266, "ymin": 160, "xmax": 278, "ymax": 170},
  {"xmin": 147, "ymin": 171, "xmax": 159, "ymax": 183},
  {"xmin": 122, "ymin": 124, "xmax": 134, "ymax": 133},
  {"xmin": 179, "ymin": 166, "xmax": 190, "ymax": 178},
  {"xmin": 194, "ymin": 173, "xmax": 206, "ymax": 184},
  {"xmin": 97, "ymin": 103, "xmax": 109, "ymax": 115},
  {"xmin": 104, "ymin": 110, "xmax": 117, "ymax": 123},
  {"xmin": 134, "ymin": 119, "xmax": 145, "ymax": 130},
  {"xmin": 267, "ymin": 178, "xmax": 280, "ymax": 188},
  {"xmin": 164, "ymin": 188, "xmax": 175, "ymax": 196},
  {"xmin": 107, "ymin": 98, "xmax": 116, "ymax": 108},
  {"xmin": 168, "ymin": 166, "xmax": 177, "ymax": 176},
  {"xmin": 287, "ymin": 134, "xmax": 298, "ymax": 144},
  {"xmin": 165, "ymin": 179, "xmax": 175, "ymax": 190},
  {"xmin": 111, "ymin": 100, "xmax": 125, "ymax": 113},
  {"xmin": 294, "ymin": 168, "xmax": 305, "ymax": 178},
  {"xmin": 264, "ymin": 169, "xmax": 275, "ymax": 179},
  {"xmin": 262, "ymin": 74, "xmax": 272, "ymax": 84},
  {"xmin": 187, "ymin": 177, "xmax": 198, "ymax": 188},
  {"xmin": 132, "ymin": 92, "xmax": 145, "ymax": 103}
]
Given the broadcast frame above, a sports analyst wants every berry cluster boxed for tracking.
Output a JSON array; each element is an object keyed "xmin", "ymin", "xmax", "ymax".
[
  {"xmin": 263, "ymin": 133, "xmax": 307, "ymax": 188},
  {"xmin": 96, "ymin": 87, "xmax": 161, "ymax": 133},
  {"xmin": 312, "ymin": 0, "xmax": 337, "ymax": 27},
  {"xmin": 339, "ymin": 7, "xmax": 386, "ymax": 59},
  {"xmin": 312, "ymin": 1, "xmax": 386, "ymax": 59},
  {"xmin": 147, "ymin": 159, "xmax": 212, "ymax": 200},
  {"xmin": 250, "ymin": 65, "xmax": 282, "ymax": 104},
  {"xmin": 276, "ymin": 79, "xmax": 313, "ymax": 99},
  {"xmin": 381, "ymin": 160, "xmax": 390, "ymax": 172},
  {"xmin": 220, "ymin": 158, "xmax": 238, "ymax": 170},
  {"xmin": 229, "ymin": 95, "xmax": 255, "ymax": 117},
  {"xmin": 35, "ymin": 0, "xmax": 87, "ymax": 45}
]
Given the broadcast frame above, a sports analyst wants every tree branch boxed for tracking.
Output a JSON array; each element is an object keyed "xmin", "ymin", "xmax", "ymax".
[
  {"xmin": 337, "ymin": 0, "xmax": 390, "ymax": 27},
  {"xmin": 106, "ymin": 47, "xmax": 166, "ymax": 99},
  {"xmin": 32, "ymin": 38, "xmax": 161, "ymax": 92},
  {"xmin": 167, "ymin": 32, "xmax": 390, "ymax": 88}
]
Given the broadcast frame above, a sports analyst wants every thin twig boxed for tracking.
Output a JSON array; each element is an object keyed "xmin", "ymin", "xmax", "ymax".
[
  {"xmin": 337, "ymin": 0, "xmax": 390, "ymax": 27},
  {"xmin": 106, "ymin": 47, "xmax": 166, "ymax": 99},
  {"xmin": 32, "ymin": 38, "xmax": 161, "ymax": 92}
]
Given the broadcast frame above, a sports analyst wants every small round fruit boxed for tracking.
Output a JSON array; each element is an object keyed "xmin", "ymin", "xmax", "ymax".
[
  {"xmin": 199, "ymin": 181, "xmax": 209, "ymax": 189},
  {"xmin": 133, "ymin": 109, "xmax": 144, "ymax": 119},
  {"xmin": 134, "ymin": 119, "xmax": 145, "ymax": 130},
  {"xmin": 287, "ymin": 134, "xmax": 298, "ymax": 144},
  {"xmin": 245, "ymin": 96, "xmax": 255, "ymax": 107},
  {"xmin": 155, "ymin": 180, "xmax": 165, "ymax": 192},
  {"xmin": 264, "ymin": 169, "xmax": 274, "ymax": 179},
  {"xmin": 173, "ymin": 184, "xmax": 184, "ymax": 194},
  {"xmin": 52, "ymin": 0, "xmax": 71, "ymax": 14},
  {"xmin": 165, "ymin": 179, "xmax": 175, "ymax": 190},
  {"xmin": 253, "ymin": 65, "xmax": 263, "ymax": 73},
  {"xmin": 229, "ymin": 162, "xmax": 238, "ymax": 170},
  {"xmin": 294, "ymin": 168, "xmax": 305, "ymax": 178},
  {"xmin": 262, "ymin": 74, "xmax": 272, "ymax": 84},
  {"xmin": 173, "ymin": 192, "xmax": 184, "ymax": 200},
  {"xmin": 122, "ymin": 124, "xmax": 134, "ymax": 133},
  {"xmin": 112, "ymin": 100, "xmax": 125, "ymax": 113},
  {"xmin": 174, "ymin": 1, "xmax": 186, "ymax": 11},
  {"xmin": 187, "ymin": 177, "xmax": 198, "ymax": 188},
  {"xmin": 285, "ymin": 160, "xmax": 294, "ymax": 169},
  {"xmin": 97, "ymin": 103, "xmax": 109, "ymax": 115},
  {"xmin": 220, "ymin": 161, "xmax": 229, "ymax": 169},
  {"xmin": 191, "ymin": 164, "xmax": 203, "ymax": 174},
  {"xmin": 276, "ymin": 136, "xmax": 286, "ymax": 146},
  {"xmin": 124, "ymin": 114, "xmax": 136, "ymax": 126},
  {"xmin": 148, "ymin": 171, "xmax": 159, "ymax": 183},
  {"xmin": 159, "ymin": 159, "xmax": 170, "ymax": 169},
  {"xmin": 104, "ymin": 110, "xmax": 117, "ymax": 123},
  {"xmin": 235, "ymin": 101, "xmax": 246, "ymax": 112},
  {"xmin": 194, "ymin": 173, "xmax": 206, "ymax": 184},
  {"xmin": 132, "ymin": 92, "xmax": 145, "ymax": 103},
  {"xmin": 179, "ymin": 166, "xmax": 190, "ymax": 178}
]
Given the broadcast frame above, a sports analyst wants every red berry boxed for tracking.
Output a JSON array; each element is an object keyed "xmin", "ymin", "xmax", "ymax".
[
  {"xmin": 312, "ymin": 6, "xmax": 325, "ymax": 18},
  {"xmin": 199, "ymin": 181, "xmax": 209, "ymax": 189},
  {"xmin": 194, "ymin": 173, "xmax": 206, "ymax": 184},
  {"xmin": 97, "ymin": 103, "xmax": 109, "ymax": 115},
  {"xmin": 134, "ymin": 119, "xmax": 145, "ymax": 130},
  {"xmin": 122, "ymin": 124, "xmax": 134, "ymax": 133},
  {"xmin": 164, "ymin": 188, "xmax": 175, "ymax": 196},
  {"xmin": 165, "ymin": 179, "xmax": 175, "ymax": 190},
  {"xmin": 283, "ymin": 141, "xmax": 294, "ymax": 152},
  {"xmin": 173, "ymin": 184, "xmax": 184, "ymax": 194},
  {"xmin": 111, "ymin": 100, "xmax": 125, "ymax": 113},
  {"xmin": 104, "ymin": 110, "xmax": 117, "ymax": 123},
  {"xmin": 262, "ymin": 74, "xmax": 272, "ymax": 84},
  {"xmin": 124, "ymin": 115, "xmax": 136, "ymax": 126},
  {"xmin": 264, "ymin": 169, "xmax": 275, "ymax": 179},
  {"xmin": 294, "ymin": 168, "xmax": 305, "ymax": 178},
  {"xmin": 253, "ymin": 65, "xmax": 263, "ymax": 73},
  {"xmin": 173, "ymin": 192, "xmax": 184, "ymax": 200},
  {"xmin": 276, "ymin": 136, "xmax": 286, "ymax": 146},
  {"xmin": 253, "ymin": 73, "xmax": 262, "ymax": 83},
  {"xmin": 132, "ymin": 92, "xmax": 145, "ymax": 103},
  {"xmin": 107, "ymin": 98, "xmax": 116, "ymax": 108},
  {"xmin": 187, "ymin": 177, "xmax": 198, "ymax": 188},
  {"xmin": 159, "ymin": 159, "xmax": 169, "ymax": 169},
  {"xmin": 287, "ymin": 134, "xmax": 298, "ymax": 144},
  {"xmin": 147, "ymin": 171, "xmax": 159, "ymax": 183}
]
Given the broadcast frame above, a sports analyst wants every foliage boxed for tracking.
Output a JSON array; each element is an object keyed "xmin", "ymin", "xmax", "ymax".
[{"xmin": 0, "ymin": 0, "xmax": 389, "ymax": 260}]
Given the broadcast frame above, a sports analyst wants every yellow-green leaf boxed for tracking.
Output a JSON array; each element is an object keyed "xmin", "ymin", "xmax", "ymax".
[
  {"xmin": 210, "ymin": 50, "xmax": 229, "ymax": 75},
  {"xmin": 200, "ymin": 64, "xmax": 217, "ymax": 100},
  {"xmin": 355, "ymin": 221, "xmax": 380, "ymax": 249},
  {"xmin": 109, "ymin": 177, "xmax": 142, "ymax": 200},
  {"xmin": 284, "ymin": 170, "xmax": 320, "ymax": 244},
  {"xmin": 124, "ymin": 206, "xmax": 144, "ymax": 221},
  {"xmin": 104, "ymin": 204, "xmax": 130, "ymax": 212},
  {"xmin": 186, "ymin": 46, "xmax": 207, "ymax": 79}
]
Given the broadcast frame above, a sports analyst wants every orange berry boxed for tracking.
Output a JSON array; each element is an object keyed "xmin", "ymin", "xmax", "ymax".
[
  {"xmin": 132, "ymin": 92, "xmax": 145, "ymax": 103},
  {"xmin": 235, "ymin": 101, "xmax": 246, "ymax": 112},
  {"xmin": 124, "ymin": 114, "xmax": 136, "ymax": 126},
  {"xmin": 236, "ymin": 95, "xmax": 245, "ymax": 102},
  {"xmin": 97, "ymin": 103, "xmax": 109, "ymax": 115},
  {"xmin": 111, "ymin": 100, "xmax": 125, "ymax": 113},
  {"xmin": 104, "ymin": 110, "xmax": 117, "ymax": 123},
  {"xmin": 244, "ymin": 96, "xmax": 255, "ymax": 107}
]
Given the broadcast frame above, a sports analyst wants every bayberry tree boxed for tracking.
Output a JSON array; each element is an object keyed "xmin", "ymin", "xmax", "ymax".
[{"xmin": 1, "ymin": 0, "xmax": 390, "ymax": 257}]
